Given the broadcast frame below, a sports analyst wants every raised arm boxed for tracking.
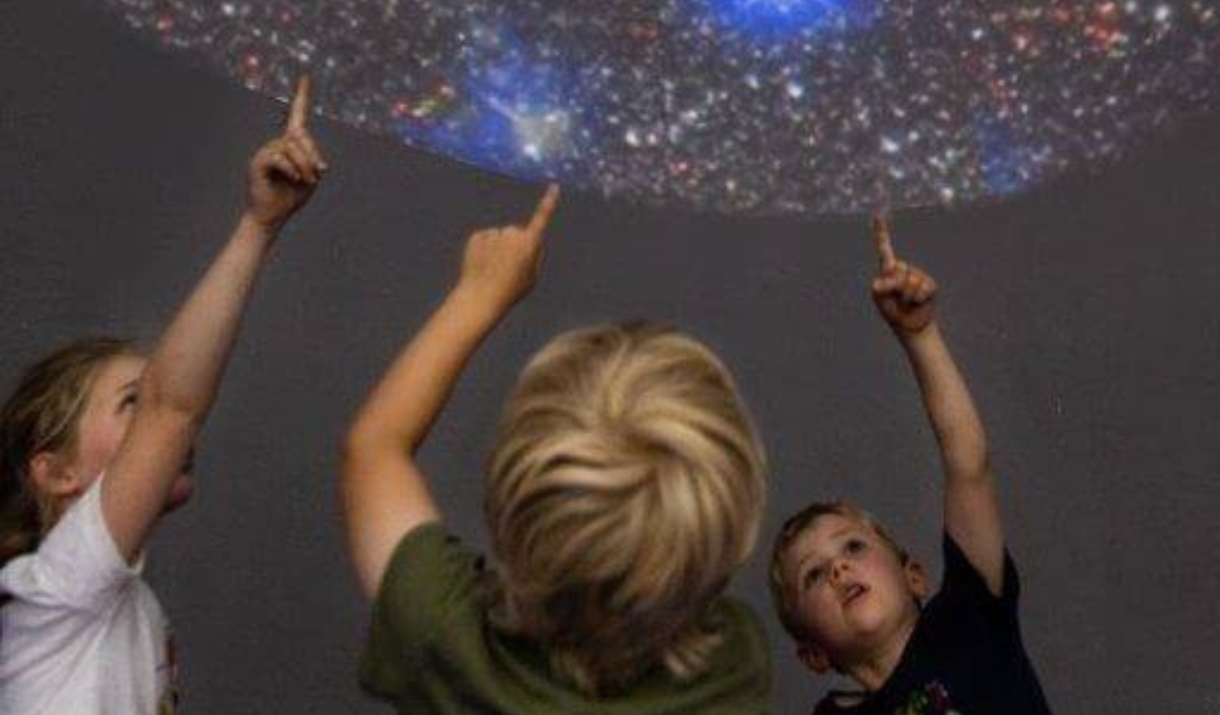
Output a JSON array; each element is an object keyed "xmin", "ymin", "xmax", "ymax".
[
  {"xmin": 870, "ymin": 216, "xmax": 1005, "ymax": 595},
  {"xmin": 341, "ymin": 186, "xmax": 559, "ymax": 598},
  {"xmin": 102, "ymin": 77, "xmax": 327, "ymax": 563}
]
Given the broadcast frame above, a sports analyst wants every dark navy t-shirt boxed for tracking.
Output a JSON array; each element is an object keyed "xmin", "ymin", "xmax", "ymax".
[{"xmin": 814, "ymin": 534, "xmax": 1053, "ymax": 715}]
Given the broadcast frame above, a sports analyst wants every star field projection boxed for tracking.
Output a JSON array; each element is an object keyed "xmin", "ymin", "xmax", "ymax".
[{"xmin": 106, "ymin": 0, "xmax": 1219, "ymax": 214}]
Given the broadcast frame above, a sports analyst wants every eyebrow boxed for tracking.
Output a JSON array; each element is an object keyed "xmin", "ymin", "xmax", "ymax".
[
  {"xmin": 114, "ymin": 378, "xmax": 141, "ymax": 399},
  {"xmin": 829, "ymin": 525, "xmax": 856, "ymax": 540},
  {"xmin": 793, "ymin": 525, "xmax": 861, "ymax": 574}
]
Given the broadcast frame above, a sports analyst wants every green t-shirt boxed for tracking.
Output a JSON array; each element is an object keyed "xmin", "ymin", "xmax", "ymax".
[{"xmin": 360, "ymin": 523, "xmax": 771, "ymax": 715}]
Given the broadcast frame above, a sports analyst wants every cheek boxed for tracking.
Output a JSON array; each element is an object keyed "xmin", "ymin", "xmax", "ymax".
[
  {"xmin": 99, "ymin": 420, "xmax": 130, "ymax": 462},
  {"xmin": 75, "ymin": 417, "xmax": 129, "ymax": 472},
  {"xmin": 798, "ymin": 586, "xmax": 839, "ymax": 627},
  {"xmin": 861, "ymin": 554, "xmax": 910, "ymax": 596}
]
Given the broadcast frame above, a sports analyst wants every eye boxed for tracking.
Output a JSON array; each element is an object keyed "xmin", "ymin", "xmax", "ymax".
[
  {"xmin": 803, "ymin": 566, "xmax": 825, "ymax": 588},
  {"xmin": 119, "ymin": 392, "xmax": 138, "ymax": 410},
  {"xmin": 846, "ymin": 538, "xmax": 867, "ymax": 555}
]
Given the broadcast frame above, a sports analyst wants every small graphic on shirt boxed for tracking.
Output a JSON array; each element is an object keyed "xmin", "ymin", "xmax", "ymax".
[{"xmin": 893, "ymin": 681, "xmax": 960, "ymax": 715}]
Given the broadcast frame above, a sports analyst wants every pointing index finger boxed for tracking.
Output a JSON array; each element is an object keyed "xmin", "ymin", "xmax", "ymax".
[
  {"xmin": 526, "ymin": 184, "xmax": 560, "ymax": 237},
  {"xmin": 287, "ymin": 75, "xmax": 312, "ymax": 131},
  {"xmin": 872, "ymin": 213, "xmax": 897, "ymax": 270}
]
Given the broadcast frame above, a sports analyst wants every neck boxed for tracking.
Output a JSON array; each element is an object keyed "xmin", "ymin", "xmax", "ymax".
[{"xmin": 840, "ymin": 612, "xmax": 918, "ymax": 692}]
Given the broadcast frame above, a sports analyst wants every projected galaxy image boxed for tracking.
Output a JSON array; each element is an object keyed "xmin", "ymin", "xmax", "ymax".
[{"xmin": 103, "ymin": 0, "xmax": 1219, "ymax": 214}]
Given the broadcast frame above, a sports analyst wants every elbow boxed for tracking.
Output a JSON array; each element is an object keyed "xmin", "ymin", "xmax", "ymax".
[
  {"xmin": 339, "ymin": 423, "xmax": 399, "ymax": 479},
  {"xmin": 342, "ymin": 411, "xmax": 420, "ymax": 469},
  {"xmin": 946, "ymin": 451, "xmax": 991, "ymax": 485},
  {"xmin": 136, "ymin": 372, "xmax": 209, "ymax": 425},
  {"xmin": 339, "ymin": 427, "xmax": 372, "ymax": 478},
  {"xmin": 136, "ymin": 380, "xmax": 205, "ymax": 436}
]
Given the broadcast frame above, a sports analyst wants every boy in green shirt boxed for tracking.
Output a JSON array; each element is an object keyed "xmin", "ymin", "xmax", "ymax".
[{"xmin": 342, "ymin": 188, "xmax": 770, "ymax": 714}]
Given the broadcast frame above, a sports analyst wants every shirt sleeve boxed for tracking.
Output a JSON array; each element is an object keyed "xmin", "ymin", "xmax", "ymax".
[
  {"xmin": 358, "ymin": 522, "xmax": 483, "ymax": 700},
  {"xmin": 0, "ymin": 474, "xmax": 137, "ymax": 612},
  {"xmin": 938, "ymin": 531, "xmax": 1021, "ymax": 630}
]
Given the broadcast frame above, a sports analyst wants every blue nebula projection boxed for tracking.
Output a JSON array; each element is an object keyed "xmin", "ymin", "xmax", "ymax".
[
  {"xmin": 397, "ymin": 31, "xmax": 583, "ymax": 181},
  {"xmin": 699, "ymin": 0, "xmax": 869, "ymax": 41},
  {"xmin": 101, "ymin": 0, "xmax": 1220, "ymax": 215}
]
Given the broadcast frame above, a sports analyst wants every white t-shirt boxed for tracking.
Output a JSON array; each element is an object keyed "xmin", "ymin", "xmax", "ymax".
[{"xmin": 0, "ymin": 476, "xmax": 178, "ymax": 715}]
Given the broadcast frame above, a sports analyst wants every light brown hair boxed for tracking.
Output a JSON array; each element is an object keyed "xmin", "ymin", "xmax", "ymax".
[
  {"xmin": 0, "ymin": 338, "xmax": 137, "ymax": 567},
  {"xmin": 484, "ymin": 321, "xmax": 766, "ymax": 695}
]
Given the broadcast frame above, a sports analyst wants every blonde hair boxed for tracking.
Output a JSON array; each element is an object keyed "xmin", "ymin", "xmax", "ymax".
[
  {"xmin": 0, "ymin": 338, "xmax": 137, "ymax": 567},
  {"xmin": 768, "ymin": 501, "xmax": 909, "ymax": 640},
  {"xmin": 484, "ymin": 321, "xmax": 766, "ymax": 695}
]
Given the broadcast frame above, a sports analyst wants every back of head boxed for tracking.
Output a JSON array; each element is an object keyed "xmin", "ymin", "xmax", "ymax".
[
  {"xmin": 485, "ymin": 321, "xmax": 766, "ymax": 695},
  {"xmin": 0, "ymin": 338, "xmax": 136, "ymax": 568}
]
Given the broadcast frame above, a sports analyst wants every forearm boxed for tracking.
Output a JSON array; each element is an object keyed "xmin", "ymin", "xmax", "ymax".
[
  {"xmin": 871, "ymin": 219, "xmax": 1005, "ymax": 590},
  {"xmin": 900, "ymin": 322, "xmax": 989, "ymax": 485},
  {"xmin": 346, "ymin": 285, "xmax": 503, "ymax": 456},
  {"xmin": 340, "ymin": 188, "xmax": 555, "ymax": 597},
  {"xmin": 339, "ymin": 287, "xmax": 500, "ymax": 595},
  {"xmin": 141, "ymin": 213, "xmax": 275, "ymax": 420},
  {"xmin": 903, "ymin": 322, "xmax": 1006, "ymax": 591},
  {"xmin": 102, "ymin": 214, "xmax": 278, "ymax": 560}
]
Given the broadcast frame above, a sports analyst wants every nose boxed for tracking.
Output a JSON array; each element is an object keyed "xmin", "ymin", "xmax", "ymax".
[{"xmin": 829, "ymin": 557, "xmax": 850, "ymax": 584}]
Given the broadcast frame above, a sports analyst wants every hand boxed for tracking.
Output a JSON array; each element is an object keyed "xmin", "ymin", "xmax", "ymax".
[
  {"xmin": 455, "ymin": 185, "xmax": 560, "ymax": 313},
  {"xmin": 244, "ymin": 76, "xmax": 329, "ymax": 232},
  {"xmin": 870, "ymin": 214, "xmax": 938, "ymax": 337}
]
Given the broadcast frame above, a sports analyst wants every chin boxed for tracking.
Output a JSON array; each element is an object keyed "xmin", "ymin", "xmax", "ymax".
[
  {"xmin": 162, "ymin": 474, "xmax": 194, "ymax": 514},
  {"xmin": 846, "ymin": 595, "xmax": 905, "ymax": 638}
]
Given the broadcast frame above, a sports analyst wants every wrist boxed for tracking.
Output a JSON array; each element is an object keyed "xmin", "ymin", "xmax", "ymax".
[
  {"xmin": 896, "ymin": 320, "xmax": 942, "ymax": 350},
  {"xmin": 238, "ymin": 210, "xmax": 284, "ymax": 241},
  {"xmin": 447, "ymin": 283, "xmax": 511, "ymax": 330}
]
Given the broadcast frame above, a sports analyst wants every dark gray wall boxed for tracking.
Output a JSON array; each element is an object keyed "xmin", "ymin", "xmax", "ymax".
[{"xmin": 3, "ymin": 2, "xmax": 1218, "ymax": 713}]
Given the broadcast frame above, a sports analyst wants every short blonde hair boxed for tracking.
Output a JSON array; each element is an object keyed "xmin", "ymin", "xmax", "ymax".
[
  {"xmin": 484, "ymin": 321, "xmax": 766, "ymax": 695},
  {"xmin": 768, "ymin": 501, "xmax": 909, "ymax": 640}
]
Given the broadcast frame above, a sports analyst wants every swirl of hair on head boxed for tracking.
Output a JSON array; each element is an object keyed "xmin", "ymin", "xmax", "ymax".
[
  {"xmin": 483, "ymin": 321, "xmax": 766, "ymax": 695},
  {"xmin": 0, "ymin": 338, "xmax": 137, "ymax": 569}
]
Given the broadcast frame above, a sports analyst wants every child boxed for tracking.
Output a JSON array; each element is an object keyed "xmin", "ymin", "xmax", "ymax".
[
  {"xmin": 0, "ymin": 77, "xmax": 327, "ymax": 714},
  {"xmin": 341, "ymin": 188, "xmax": 771, "ymax": 713},
  {"xmin": 769, "ymin": 218, "xmax": 1053, "ymax": 715}
]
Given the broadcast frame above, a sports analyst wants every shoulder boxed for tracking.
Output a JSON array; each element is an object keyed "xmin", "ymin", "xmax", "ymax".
[
  {"xmin": 0, "ymin": 476, "xmax": 136, "ymax": 610},
  {"xmin": 360, "ymin": 522, "xmax": 487, "ymax": 697},
  {"xmin": 939, "ymin": 533, "xmax": 1019, "ymax": 606},
  {"xmin": 708, "ymin": 596, "xmax": 766, "ymax": 643},
  {"xmin": 922, "ymin": 532, "xmax": 1022, "ymax": 641},
  {"xmin": 375, "ymin": 521, "xmax": 484, "ymax": 629},
  {"xmin": 707, "ymin": 595, "xmax": 761, "ymax": 629},
  {"xmin": 382, "ymin": 521, "xmax": 478, "ymax": 581},
  {"xmin": 706, "ymin": 596, "xmax": 772, "ymax": 681}
]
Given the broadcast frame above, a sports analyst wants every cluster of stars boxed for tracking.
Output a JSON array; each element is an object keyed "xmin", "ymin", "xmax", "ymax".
[{"xmin": 107, "ymin": 0, "xmax": 1219, "ymax": 215}]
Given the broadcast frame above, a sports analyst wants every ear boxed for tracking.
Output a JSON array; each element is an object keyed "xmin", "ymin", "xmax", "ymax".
[
  {"xmin": 904, "ymin": 558, "xmax": 930, "ymax": 600},
  {"xmin": 797, "ymin": 642, "xmax": 832, "ymax": 675},
  {"xmin": 27, "ymin": 451, "xmax": 87, "ymax": 499}
]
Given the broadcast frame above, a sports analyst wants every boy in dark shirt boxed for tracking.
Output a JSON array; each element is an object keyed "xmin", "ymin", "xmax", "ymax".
[{"xmin": 769, "ymin": 217, "xmax": 1053, "ymax": 715}]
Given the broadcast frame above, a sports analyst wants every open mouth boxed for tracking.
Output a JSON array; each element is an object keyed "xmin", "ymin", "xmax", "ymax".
[{"xmin": 841, "ymin": 583, "xmax": 868, "ymax": 606}]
